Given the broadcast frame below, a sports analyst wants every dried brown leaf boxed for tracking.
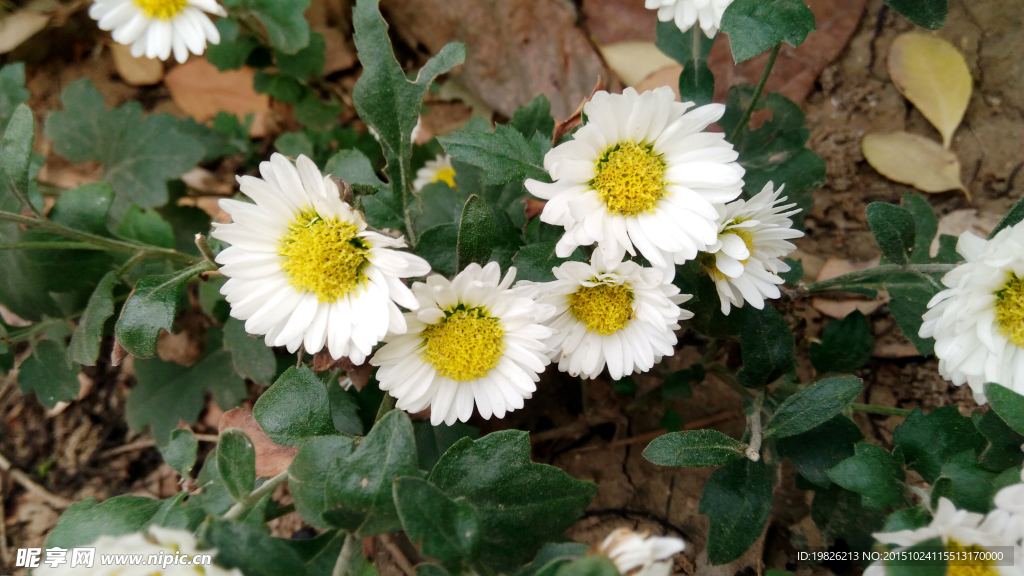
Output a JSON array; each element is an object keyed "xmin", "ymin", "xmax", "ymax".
[
  {"xmin": 862, "ymin": 132, "xmax": 966, "ymax": 196},
  {"xmin": 218, "ymin": 407, "xmax": 298, "ymax": 477},
  {"xmin": 888, "ymin": 33, "xmax": 972, "ymax": 148}
]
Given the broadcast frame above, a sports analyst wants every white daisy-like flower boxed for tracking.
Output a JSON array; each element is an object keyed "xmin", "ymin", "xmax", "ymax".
[
  {"xmin": 597, "ymin": 528, "xmax": 686, "ymax": 576},
  {"xmin": 89, "ymin": 0, "xmax": 226, "ymax": 63},
  {"xmin": 212, "ymin": 153, "xmax": 430, "ymax": 364},
  {"xmin": 525, "ymin": 87, "xmax": 745, "ymax": 280},
  {"xmin": 523, "ymin": 251, "xmax": 693, "ymax": 380},
  {"xmin": 644, "ymin": 0, "xmax": 735, "ymax": 37},
  {"xmin": 413, "ymin": 154, "xmax": 456, "ymax": 192},
  {"xmin": 698, "ymin": 182, "xmax": 802, "ymax": 315},
  {"xmin": 864, "ymin": 498, "xmax": 1024, "ymax": 576},
  {"xmin": 992, "ymin": 467, "xmax": 1024, "ymax": 544},
  {"xmin": 919, "ymin": 222, "xmax": 1024, "ymax": 402},
  {"xmin": 369, "ymin": 262, "xmax": 554, "ymax": 426},
  {"xmin": 35, "ymin": 526, "xmax": 241, "ymax": 576}
]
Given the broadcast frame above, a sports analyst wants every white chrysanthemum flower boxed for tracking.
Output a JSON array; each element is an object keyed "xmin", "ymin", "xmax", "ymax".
[
  {"xmin": 413, "ymin": 154, "xmax": 456, "ymax": 192},
  {"xmin": 212, "ymin": 153, "xmax": 430, "ymax": 364},
  {"xmin": 644, "ymin": 0, "xmax": 735, "ymax": 37},
  {"xmin": 525, "ymin": 87, "xmax": 745, "ymax": 280},
  {"xmin": 89, "ymin": 0, "xmax": 225, "ymax": 63},
  {"xmin": 919, "ymin": 222, "xmax": 1024, "ymax": 402},
  {"xmin": 34, "ymin": 526, "xmax": 241, "ymax": 576},
  {"xmin": 993, "ymin": 467, "xmax": 1024, "ymax": 544},
  {"xmin": 370, "ymin": 262, "xmax": 554, "ymax": 426},
  {"xmin": 864, "ymin": 498, "xmax": 1024, "ymax": 576},
  {"xmin": 523, "ymin": 251, "xmax": 693, "ymax": 380},
  {"xmin": 698, "ymin": 182, "xmax": 802, "ymax": 315},
  {"xmin": 597, "ymin": 528, "xmax": 686, "ymax": 576}
]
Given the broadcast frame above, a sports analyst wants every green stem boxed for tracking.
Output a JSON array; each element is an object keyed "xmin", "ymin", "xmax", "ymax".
[
  {"xmin": 727, "ymin": 43, "xmax": 781, "ymax": 143},
  {"xmin": 0, "ymin": 210, "xmax": 196, "ymax": 264},
  {"xmin": 0, "ymin": 241, "xmax": 104, "ymax": 251},
  {"xmin": 373, "ymin": 393, "xmax": 397, "ymax": 425},
  {"xmin": 222, "ymin": 471, "xmax": 289, "ymax": 521},
  {"xmin": 803, "ymin": 263, "xmax": 955, "ymax": 295},
  {"xmin": 116, "ymin": 251, "xmax": 151, "ymax": 277},
  {"xmin": 332, "ymin": 534, "xmax": 358, "ymax": 576},
  {"xmin": 745, "ymin": 389, "xmax": 764, "ymax": 461},
  {"xmin": 3, "ymin": 294, "xmax": 130, "ymax": 344},
  {"xmin": 195, "ymin": 233, "xmax": 218, "ymax": 264},
  {"xmin": 850, "ymin": 403, "xmax": 913, "ymax": 417}
]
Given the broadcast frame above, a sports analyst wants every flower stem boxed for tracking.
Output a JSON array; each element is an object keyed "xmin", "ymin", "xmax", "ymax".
[
  {"xmin": 727, "ymin": 43, "xmax": 781, "ymax": 144},
  {"xmin": 802, "ymin": 263, "xmax": 955, "ymax": 295},
  {"xmin": 0, "ymin": 241, "xmax": 102, "ymax": 251},
  {"xmin": 850, "ymin": 403, "xmax": 913, "ymax": 417},
  {"xmin": 373, "ymin": 393, "xmax": 397, "ymax": 426},
  {"xmin": 745, "ymin": 389, "xmax": 764, "ymax": 462},
  {"xmin": 332, "ymin": 534, "xmax": 358, "ymax": 576},
  {"xmin": 222, "ymin": 471, "xmax": 290, "ymax": 521},
  {"xmin": 195, "ymin": 233, "xmax": 218, "ymax": 264}
]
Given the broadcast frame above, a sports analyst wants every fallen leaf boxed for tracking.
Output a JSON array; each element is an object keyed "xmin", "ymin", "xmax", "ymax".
[
  {"xmin": 109, "ymin": 43, "xmax": 164, "ymax": 86},
  {"xmin": 812, "ymin": 257, "xmax": 886, "ymax": 319},
  {"xmin": 0, "ymin": 9, "xmax": 50, "ymax": 54},
  {"xmin": 219, "ymin": 406, "xmax": 299, "ymax": 477},
  {"xmin": 315, "ymin": 26, "xmax": 357, "ymax": 74},
  {"xmin": 862, "ymin": 132, "xmax": 966, "ymax": 196},
  {"xmin": 634, "ymin": 64, "xmax": 683, "ymax": 99},
  {"xmin": 597, "ymin": 42, "xmax": 676, "ymax": 87},
  {"xmin": 163, "ymin": 59, "xmax": 269, "ymax": 137},
  {"xmin": 888, "ymin": 33, "xmax": 972, "ymax": 149}
]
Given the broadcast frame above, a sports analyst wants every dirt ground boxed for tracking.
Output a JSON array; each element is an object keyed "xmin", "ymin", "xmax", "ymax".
[{"xmin": 1, "ymin": 0, "xmax": 1022, "ymax": 574}]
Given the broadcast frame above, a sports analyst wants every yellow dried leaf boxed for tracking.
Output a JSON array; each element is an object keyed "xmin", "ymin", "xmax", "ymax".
[
  {"xmin": 597, "ymin": 42, "xmax": 676, "ymax": 87},
  {"xmin": 0, "ymin": 10, "xmax": 49, "ymax": 54},
  {"xmin": 110, "ymin": 43, "xmax": 163, "ymax": 86},
  {"xmin": 862, "ymin": 132, "xmax": 966, "ymax": 197},
  {"xmin": 888, "ymin": 33, "xmax": 972, "ymax": 149}
]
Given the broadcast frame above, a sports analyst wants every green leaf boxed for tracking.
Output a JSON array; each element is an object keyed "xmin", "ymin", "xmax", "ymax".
[
  {"xmin": 736, "ymin": 304, "xmax": 794, "ymax": 388},
  {"xmin": 643, "ymin": 429, "xmax": 746, "ymax": 467},
  {"xmin": 428, "ymin": 430, "xmax": 597, "ymax": 571},
  {"xmin": 810, "ymin": 484, "xmax": 886, "ymax": 549},
  {"xmin": 902, "ymin": 193, "xmax": 938, "ymax": 263},
  {"xmin": 555, "ymin": 556, "xmax": 620, "ymax": 576},
  {"xmin": 699, "ymin": 458, "xmax": 773, "ymax": 565},
  {"xmin": 324, "ymin": 149, "xmax": 387, "ymax": 190},
  {"xmin": 973, "ymin": 410, "xmax": 1024, "ymax": 471},
  {"xmin": 19, "ymin": 340, "xmax": 80, "ymax": 409},
  {"xmin": 202, "ymin": 518, "xmax": 310, "ymax": 576},
  {"xmin": 867, "ymin": 202, "xmax": 916, "ymax": 265},
  {"xmin": 238, "ymin": 0, "xmax": 311, "ymax": 54},
  {"xmin": 394, "ymin": 477, "xmax": 481, "ymax": 565},
  {"xmin": 655, "ymin": 21, "xmax": 716, "ymax": 106},
  {"xmin": 775, "ymin": 416, "xmax": 862, "ymax": 487},
  {"xmin": 883, "ymin": 0, "xmax": 948, "ymax": 30},
  {"xmin": 893, "ymin": 406, "xmax": 986, "ymax": 483},
  {"xmin": 882, "ymin": 506, "xmax": 932, "ymax": 533},
  {"xmin": 414, "ymin": 421, "xmax": 480, "ymax": 472},
  {"xmin": 512, "ymin": 239, "xmax": 587, "ymax": 283},
  {"xmin": 517, "ymin": 543, "xmax": 588, "ymax": 576},
  {"xmin": 190, "ymin": 446, "xmax": 236, "ymax": 516},
  {"xmin": 44, "ymin": 79, "xmax": 205, "ymax": 214},
  {"xmin": 128, "ymin": 350, "xmax": 246, "ymax": 444},
  {"xmin": 986, "ymin": 383, "xmax": 1024, "ymax": 435},
  {"xmin": 930, "ymin": 450, "xmax": 997, "ymax": 513},
  {"xmin": 115, "ymin": 261, "xmax": 210, "ymax": 359},
  {"xmin": 720, "ymin": 0, "xmax": 816, "ymax": 63},
  {"xmin": 294, "ymin": 93, "xmax": 343, "ymax": 131},
  {"xmin": 117, "ymin": 205, "xmax": 175, "ymax": 248},
  {"xmin": 827, "ymin": 443, "xmax": 905, "ymax": 509},
  {"xmin": 410, "ymin": 182, "xmax": 462, "ymax": 235},
  {"xmin": 456, "ymin": 195, "xmax": 495, "ymax": 272},
  {"xmin": 509, "ymin": 95, "xmax": 555, "ymax": 140},
  {"xmin": 206, "ymin": 18, "xmax": 260, "ymax": 70},
  {"xmin": 323, "ymin": 409, "xmax": 419, "ymax": 536},
  {"xmin": 46, "ymin": 495, "xmax": 162, "ymax": 549},
  {"xmin": 885, "ymin": 272, "xmax": 943, "ymax": 355},
  {"xmin": 417, "ymin": 223, "xmax": 459, "ymax": 277},
  {"xmin": 763, "ymin": 376, "xmax": 863, "ymax": 439},
  {"xmin": 218, "ymin": 428, "xmax": 257, "ymax": 501},
  {"xmin": 223, "ymin": 318, "xmax": 276, "ymax": 385},
  {"xmin": 254, "ymin": 366, "xmax": 338, "ymax": 446},
  {"xmin": 254, "ymin": 72, "xmax": 305, "ymax": 104},
  {"xmin": 439, "ymin": 124, "xmax": 548, "ymax": 186},
  {"xmin": 352, "ymin": 0, "xmax": 464, "ymax": 222},
  {"xmin": 277, "ymin": 31, "xmax": 326, "ymax": 80},
  {"xmin": 67, "ymin": 272, "xmax": 119, "ymax": 366},
  {"xmin": 810, "ymin": 311, "xmax": 874, "ymax": 374},
  {"xmin": 159, "ymin": 180, "xmax": 214, "ymax": 255},
  {"xmin": 328, "ymin": 380, "xmax": 364, "ymax": 436},
  {"xmin": 160, "ymin": 429, "xmax": 199, "ymax": 477},
  {"xmin": 288, "ymin": 436, "xmax": 356, "ymax": 528},
  {"xmin": 663, "ymin": 364, "xmax": 704, "ymax": 399},
  {"xmin": 672, "ymin": 261, "xmax": 742, "ymax": 339},
  {"xmin": 1, "ymin": 104, "xmax": 33, "ymax": 208},
  {"xmin": 0, "ymin": 62, "xmax": 30, "ymax": 132},
  {"xmin": 275, "ymin": 131, "xmax": 314, "ymax": 159}
]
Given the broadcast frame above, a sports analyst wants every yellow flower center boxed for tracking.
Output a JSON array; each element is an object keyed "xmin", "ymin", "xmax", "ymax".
[
  {"xmin": 421, "ymin": 307, "xmax": 505, "ymax": 381},
  {"xmin": 569, "ymin": 283, "xmax": 634, "ymax": 335},
  {"xmin": 592, "ymin": 141, "xmax": 668, "ymax": 216},
  {"xmin": 698, "ymin": 225, "xmax": 755, "ymax": 281},
  {"xmin": 946, "ymin": 539, "xmax": 999, "ymax": 576},
  {"xmin": 995, "ymin": 274, "xmax": 1024, "ymax": 347},
  {"xmin": 132, "ymin": 0, "xmax": 188, "ymax": 20},
  {"xmin": 278, "ymin": 210, "xmax": 370, "ymax": 303},
  {"xmin": 432, "ymin": 167, "xmax": 457, "ymax": 189}
]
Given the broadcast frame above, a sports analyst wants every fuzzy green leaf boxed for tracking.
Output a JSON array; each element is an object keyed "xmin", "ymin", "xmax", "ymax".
[
  {"xmin": 931, "ymin": 450, "xmax": 998, "ymax": 513},
  {"xmin": 985, "ymin": 383, "xmax": 1024, "ymax": 435},
  {"xmin": 19, "ymin": 340, "xmax": 80, "ymax": 409},
  {"xmin": 218, "ymin": 428, "xmax": 257, "ymax": 501},
  {"xmin": 394, "ymin": 477, "xmax": 481, "ymax": 565},
  {"xmin": 655, "ymin": 21, "xmax": 716, "ymax": 105},
  {"xmin": 810, "ymin": 311, "xmax": 875, "ymax": 374},
  {"xmin": 883, "ymin": 0, "xmax": 947, "ymax": 30},
  {"xmin": 413, "ymin": 421, "xmax": 480, "ymax": 472},
  {"xmin": 288, "ymin": 436, "xmax": 356, "ymax": 528},
  {"xmin": 512, "ymin": 239, "xmax": 586, "ymax": 283},
  {"xmin": 223, "ymin": 318, "xmax": 276, "ymax": 385},
  {"xmin": 893, "ymin": 406, "xmax": 986, "ymax": 483},
  {"xmin": 699, "ymin": 458, "xmax": 773, "ymax": 565},
  {"xmin": 867, "ymin": 202, "xmax": 916, "ymax": 265},
  {"xmin": 827, "ymin": 443, "xmax": 906, "ymax": 509},
  {"xmin": 160, "ymin": 429, "xmax": 199, "ymax": 477},
  {"xmin": 736, "ymin": 304, "xmax": 794, "ymax": 388},
  {"xmin": 643, "ymin": 430, "xmax": 746, "ymax": 467},
  {"xmin": 254, "ymin": 366, "xmax": 338, "ymax": 445},
  {"xmin": 721, "ymin": 0, "xmax": 816, "ymax": 63},
  {"xmin": 237, "ymin": 0, "xmax": 311, "ymax": 54},
  {"xmin": 776, "ymin": 416, "xmax": 862, "ymax": 487},
  {"xmin": 46, "ymin": 495, "xmax": 162, "ymax": 549},
  {"xmin": 115, "ymin": 261, "xmax": 211, "ymax": 359},
  {"xmin": 456, "ymin": 195, "xmax": 495, "ymax": 272},
  {"xmin": 0, "ymin": 62, "xmax": 30, "ymax": 131},
  {"xmin": 417, "ymin": 223, "xmax": 459, "ymax": 277},
  {"xmin": 763, "ymin": 376, "xmax": 863, "ymax": 439},
  {"xmin": 439, "ymin": 124, "xmax": 549, "ymax": 186},
  {"xmin": 68, "ymin": 272, "xmax": 119, "ymax": 366},
  {"xmin": 205, "ymin": 18, "xmax": 260, "ymax": 70}
]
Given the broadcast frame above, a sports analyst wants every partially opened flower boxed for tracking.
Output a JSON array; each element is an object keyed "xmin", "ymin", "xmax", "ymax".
[
  {"xmin": 597, "ymin": 528, "xmax": 686, "ymax": 576},
  {"xmin": 644, "ymin": 0, "xmax": 735, "ymax": 37},
  {"xmin": 525, "ymin": 87, "xmax": 744, "ymax": 279},
  {"xmin": 370, "ymin": 263, "xmax": 554, "ymax": 425},
  {"xmin": 524, "ymin": 252, "xmax": 692, "ymax": 380},
  {"xmin": 919, "ymin": 222, "xmax": 1024, "ymax": 401},
  {"xmin": 89, "ymin": 0, "xmax": 226, "ymax": 63},
  {"xmin": 699, "ymin": 182, "xmax": 803, "ymax": 315},
  {"xmin": 413, "ymin": 154, "xmax": 457, "ymax": 192},
  {"xmin": 212, "ymin": 153, "xmax": 430, "ymax": 364}
]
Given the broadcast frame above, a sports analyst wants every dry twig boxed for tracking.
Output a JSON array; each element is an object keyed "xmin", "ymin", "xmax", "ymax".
[
  {"xmin": 0, "ymin": 451, "xmax": 73, "ymax": 510},
  {"xmin": 378, "ymin": 534, "xmax": 416, "ymax": 576}
]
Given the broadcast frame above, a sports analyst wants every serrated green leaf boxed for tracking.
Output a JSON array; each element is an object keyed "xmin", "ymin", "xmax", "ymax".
[
  {"xmin": 218, "ymin": 428, "xmax": 257, "ymax": 501},
  {"xmin": 410, "ymin": 182, "xmax": 462, "ymax": 235},
  {"xmin": 893, "ymin": 406, "xmax": 986, "ymax": 483},
  {"xmin": 736, "ymin": 304, "xmax": 794, "ymax": 388},
  {"xmin": 810, "ymin": 311, "xmax": 875, "ymax": 374},
  {"xmin": 413, "ymin": 421, "xmax": 480, "ymax": 472},
  {"xmin": 128, "ymin": 350, "xmax": 246, "ymax": 444},
  {"xmin": 810, "ymin": 484, "xmax": 886, "ymax": 548},
  {"xmin": 642, "ymin": 429, "xmax": 746, "ymax": 467},
  {"xmin": 288, "ymin": 436, "xmax": 356, "ymax": 528},
  {"xmin": 238, "ymin": 0, "xmax": 311, "ymax": 54},
  {"xmin": 931, "ymin": 450, "xmax": 997, "ymax": 513},
  {"xmin": 699, "ymin": 458, "xmax": 773, "ymax": 565},
  {"xmin": 511, "ymin": 239, "xmax": 586, "ymax": 283},
  {"xmin": 223, "ymin": 318, "xmax": 276, "ymax": 385},
  {"xmin": 274, "ymin": 131, "xmax": 314, "ymax": 159},
  {"xmin": 115, "ymin": 261, "xmax": 211, "ymax": 359},
  {"xmin": 509, "ymin": 95, "xmax": 554, "ymax": 140},
  {"xmin": 394, "ymin": 477, "xmax": 481, "ymax": 565},
  {"xmin": 439, "ymin": 124, "xmax": 548, "ymax": 186},
  {"xmin": 0, "ymin": 62, "xmax": 30, "ymax": 132},
  {"xmin": 721, "ymin": 0, "xmax": 816, "ymax": 63},
  {"xmin": 44, "ymin": 79, "xmax": 205, "ymax": 214},
  {"xmin": 776, "ymin": 416, "xmax": 862, "ymax": 487},
  {"xmin": 867, "ymin": 202, "xmax": 916, "ymax": 265},
  {"xmin": 428, "ymin": 430, "xmax": 597, "ymax": 571},
  {"xmin": 323, "ymin": 409, "xmax": 419, "ymax": 536},
  {"xmin": 826, "ymin": 443, "xmax": 905, "ymax": 509},
  {"xmin": 117, "ymin": 205, "xmax": 175, "ymax": 248},
  {"xmin": 205, "ymin": 18, "xmax": 260, "ymax": 70},
  {"xmin": 324, "ymin": 149, "xmax": 387, "ymax": 191},
  {"xmin": 883, "ymin": 0, "xmax": 948, "ymax": 30},
  {"xmin": 763, "ymin": 376, "xmax": 863, "ymax": 439},
  {"xmin": 19, "ymin": 340, "xmax": 80, "ymax": 409},
  {"xmin": 160, "ymin": 429, "xmax": 199, "ymax": 477},
  {"xmin": 973, "ymin": 410, "xmax": 1024, "ymax": 471},
  {"xmin": 68, "ymin": 272, "xmax": 119, "ymax": 366},
  {"xmin": 277, "ymin": 31, "xmax": 325, "ymax": 80},
  {"xmin": 417, "ymin": 223, "xmax": 459, "ymax": 277},
  {"xmin": 254, "ymin": 72, "xmax": 305, "ymax": 103},
  {"xmin": 985, "ymin": 383, "xmax": 1024, "ymax": 435},
  {"xmin": 254, "ymin": 366, "xmax": 337, "ymax": 445},
  {"xmin": 46, "ymin": 495, "xmax": 162, "ymax": 549},
  {"xmin": 456, "ymin": 195, "xmax": 495, "ymax": 272}
]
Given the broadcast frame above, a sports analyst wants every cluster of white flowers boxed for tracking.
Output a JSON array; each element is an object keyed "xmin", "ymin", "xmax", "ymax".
[{"xmin": 214, "ymin": 83, "xmax": 803, "ymax": 425}]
